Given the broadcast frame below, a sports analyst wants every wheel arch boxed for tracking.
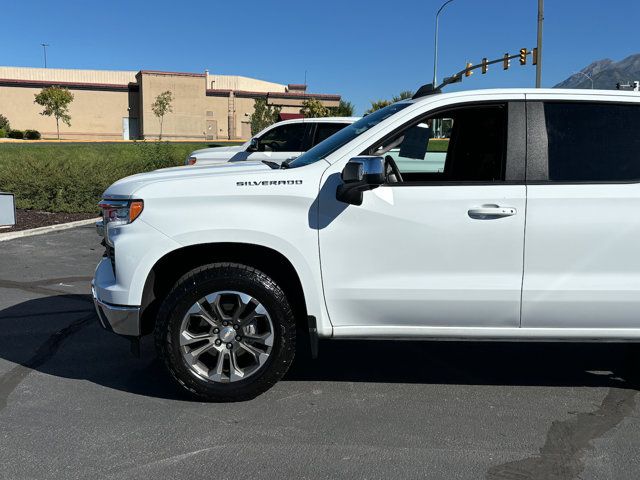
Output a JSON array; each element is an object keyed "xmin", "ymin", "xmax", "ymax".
[{"xmin": 140, "ymin": 242, "xmax": 312, "ymax": 337}]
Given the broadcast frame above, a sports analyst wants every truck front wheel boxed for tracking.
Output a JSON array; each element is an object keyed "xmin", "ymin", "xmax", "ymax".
[{"xmin": 154, "ymin": 263, "xmax": 296, "ymax": 401}]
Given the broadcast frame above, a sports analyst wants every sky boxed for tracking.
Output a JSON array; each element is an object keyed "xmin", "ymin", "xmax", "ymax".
[{"xmin": 2, "ymin": 0, "xmax": 639, "ymax": 114}]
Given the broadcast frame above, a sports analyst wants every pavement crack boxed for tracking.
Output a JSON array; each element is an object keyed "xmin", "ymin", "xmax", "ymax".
[
  {"xmin": 0, "ymin": 312, "xmax": 95, "ymax": 412},
  {"xmin": 486, "ymin": 386, "xmax": 637, "ymax": 480}
]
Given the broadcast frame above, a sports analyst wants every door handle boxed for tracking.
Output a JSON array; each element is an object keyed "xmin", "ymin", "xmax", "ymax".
[{"xmin": 468, "ymin": 205, "xmax": 517, "ymax": 219}]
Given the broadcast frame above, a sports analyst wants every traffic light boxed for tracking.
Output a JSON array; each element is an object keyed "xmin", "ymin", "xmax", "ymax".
[
  {"xmin": 465, "ymin": 63, "xmax": 473, "ymax": 77},
  {"xmin": 481, "ymin": 58, "xmax": 489, "ymax": 74},
  {"xmin": 532, "ymin": 48, "xmax": 538, "ymax": 66},
  {"xmin": 503, "ymin": 53, "xmax": 510, "ymax": 70},
  {"xmin": 519, "ymin": 48, "xmax": 527, "ymax": 65}
]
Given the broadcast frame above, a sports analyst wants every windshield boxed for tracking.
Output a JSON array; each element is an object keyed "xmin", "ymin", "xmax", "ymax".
[{"xmin": 285, "ymin": 102, "xmax": 412, "ymax": 168}]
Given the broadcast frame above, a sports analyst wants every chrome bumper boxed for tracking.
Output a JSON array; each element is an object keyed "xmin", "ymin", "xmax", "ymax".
[{"xmin": 92, "ymin": 283, "xmax": 141, "ymax": 337}]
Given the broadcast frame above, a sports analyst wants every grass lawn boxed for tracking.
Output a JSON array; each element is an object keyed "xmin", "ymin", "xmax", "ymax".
[
  {"xmin": 0, "ymin": 142, "xmax": 234, "ymax": 213},
  {"xmin": 427, "ymin": 138, "xmax": 449, "ymax": 152}
]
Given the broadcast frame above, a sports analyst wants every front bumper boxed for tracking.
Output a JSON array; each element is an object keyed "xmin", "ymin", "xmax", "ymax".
[{"xmin": 92, "ymin": 283, "xmax": 141, "ymax": 337}]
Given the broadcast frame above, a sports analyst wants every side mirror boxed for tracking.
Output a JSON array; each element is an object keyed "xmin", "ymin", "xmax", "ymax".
[
  {"xmin": 247, "ymin": 137, "xmax": 259, "ymax": 152},
  {"xmin": 336, "ymin": 156, "xmax": 385, "ymax": 206}
]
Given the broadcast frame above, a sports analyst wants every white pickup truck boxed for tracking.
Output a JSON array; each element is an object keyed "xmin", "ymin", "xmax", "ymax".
[
  {"xmin": 185, "ymin": 117, "xmax": 357, "ymax": 166},
  {"xmin": 93, "ymin": 88, "xmax": 640, "ymax": 401}
]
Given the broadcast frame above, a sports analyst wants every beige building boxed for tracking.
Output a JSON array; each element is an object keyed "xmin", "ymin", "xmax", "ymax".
[{"xmin": 0, "ymin": 66, "xmax": 341, "ymax": 140}]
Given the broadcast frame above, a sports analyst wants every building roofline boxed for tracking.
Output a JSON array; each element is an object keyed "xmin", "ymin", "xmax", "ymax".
[
  {"xmin": 0, "ymin": 77, "xmax": 134, "ymax": 91},
  {"xmin": 206, "ymin": 88, "xmax": 340, "ymax": 101},
  {"xmin": 138, "ymin": 70, "xmax": 206, "ymax": 78}
]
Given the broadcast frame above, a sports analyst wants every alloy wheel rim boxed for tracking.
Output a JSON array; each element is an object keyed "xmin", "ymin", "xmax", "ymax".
[{"xmin": 179, "ymin": 291, "xmax": 275, "ymax": 383}]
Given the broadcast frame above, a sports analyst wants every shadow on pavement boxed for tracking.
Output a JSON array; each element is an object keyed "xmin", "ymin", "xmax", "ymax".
[{"xmin": 1, "ymin": 294, "xmax": 639, "ymax": 402}]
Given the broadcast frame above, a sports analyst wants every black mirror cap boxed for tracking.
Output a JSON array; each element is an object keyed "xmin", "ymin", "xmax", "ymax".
[
  {"xmin": 341, "ymin": 156, "xmax": 385, "ymax": 185},
  {"xmin": 336, "ymin": 156, "xmax": 385, "ymax": 205},
  {"xmin": 341, "ymin": 161, "xmax": 364, "ymax": 183}
]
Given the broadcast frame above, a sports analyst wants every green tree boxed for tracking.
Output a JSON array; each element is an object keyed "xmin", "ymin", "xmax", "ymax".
[
  {"xmin": 33, "ymin": 86, "xmax": 74, "ymax": 140},
  {"xmin": 364, "ymin": 91, "xmax": 414, "ymax": 114},
  {"xmin": 330, "ymin": 99, "xmax": 355, "ymax": 117},
  {"xmin": 300, "ymin": 97, "xmax": 330, "ymax": 118},
  {"xmin": 392, "ymin": 90, "xmax": 414, "ymax": 102},
  {"xmin": 0, "ymin": 113, "xmax": 10, "ymax": 133},
  {"xmin": 250, "ymin": 98, "xmax": 281, "ymax": 135},
  {"xmin": 151, "ymin": 90, "xmax": 174, "ymax": 140},
  {"xmin": 364, "ymin": 99, "xmax": 392, "ymax": 115}
]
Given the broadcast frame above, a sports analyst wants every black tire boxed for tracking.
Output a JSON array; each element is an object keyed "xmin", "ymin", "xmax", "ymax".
[{"xmin": 154, "ymin": 262, "xmax": 296, "ymax": 402}]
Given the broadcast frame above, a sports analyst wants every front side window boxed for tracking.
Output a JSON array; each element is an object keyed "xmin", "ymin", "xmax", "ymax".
[
  {"xmin": 364, "ymin": 104, "xmax": 507, "ymax": 183},
  {"xmin": 544, "ymin": 102, "xmax": 640, "ymax": 182},
  {"xmin": 258, "ymin": 123, "xmax": 306, "ymax": 152}
]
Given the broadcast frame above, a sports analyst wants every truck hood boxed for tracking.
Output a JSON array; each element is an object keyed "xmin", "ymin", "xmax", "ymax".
[
  {"xmin": 190, "ymin": 145, "xmax": 246, "ymax": 157},
  {"xmin": 104, "ymin": 161, "xmax": 272, "ymax": 198}
]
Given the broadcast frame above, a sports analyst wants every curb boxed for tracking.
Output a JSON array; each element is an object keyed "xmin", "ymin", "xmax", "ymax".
[{"xmin": 0, "ymin": 218, "xmax": 97, "ymax": 242}]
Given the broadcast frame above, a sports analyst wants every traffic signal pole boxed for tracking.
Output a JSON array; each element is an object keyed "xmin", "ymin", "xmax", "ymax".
[{"xmin": 536, "ymin": 0, "xmax": 543, "ymax": 87}]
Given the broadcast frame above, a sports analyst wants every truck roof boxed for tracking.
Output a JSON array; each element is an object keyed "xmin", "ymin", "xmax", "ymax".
[
  {"xmin": 410, "ymin": 87, "xmax": 640, "ymax": 105},
  {"xmin": 272, "ymin": 117, "xmax": 360, "ymax": 127}
]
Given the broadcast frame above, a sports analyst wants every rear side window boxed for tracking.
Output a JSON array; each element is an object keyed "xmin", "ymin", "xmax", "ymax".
[
  {"xmin": 544, "ymin": 102, "xmax": 640, "ymax": 182},
  {"xmin": 313, "ymin": 123, "xmax": 348, "ymax": 146}
]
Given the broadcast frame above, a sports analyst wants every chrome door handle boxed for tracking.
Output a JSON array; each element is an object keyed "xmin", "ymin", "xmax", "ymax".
[{"xmin": 468, "ymin": 205, "xmax": 517, "ymax": 219}]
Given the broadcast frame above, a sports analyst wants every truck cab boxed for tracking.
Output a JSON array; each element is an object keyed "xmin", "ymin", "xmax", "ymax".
[{"xmin": 93, "ymin": 88, "xmax": 640, "ymax": 401}]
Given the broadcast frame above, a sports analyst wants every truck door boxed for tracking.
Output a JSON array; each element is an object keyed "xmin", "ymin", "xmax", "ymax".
[
  {"xmin": 318, "ymin": 101, "xmax": 527, "ymax": 332},
  {"xmin": 521, "ymin": 100, "xmax": 640, "ymax": 329}
]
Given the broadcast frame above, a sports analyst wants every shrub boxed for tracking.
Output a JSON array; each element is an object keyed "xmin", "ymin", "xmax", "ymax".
[
  {"xmin": 24, "ymin": 130, "xmax": 41, "ymax": 140},
  {"xmin": 0, "ymin": 114, "xmax": 10, "ymax": 132},
  {"xmin": 8, "ymin": 130, "xmax": 24, "ymax": 139},
  {"xmin": 0, "ymin": 129, "xmax": 6, "ymax": 138},
  {"xmin": 0, "ymin": 142, "xmax": 230, "ymax": 213}
]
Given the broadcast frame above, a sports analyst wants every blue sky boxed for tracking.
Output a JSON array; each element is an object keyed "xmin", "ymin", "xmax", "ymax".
[{"xmin": 2, "ymin": 0, "xmax": 638, "ymax": 114}]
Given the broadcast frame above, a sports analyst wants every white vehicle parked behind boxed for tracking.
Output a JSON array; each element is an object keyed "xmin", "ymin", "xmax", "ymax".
[{"xmin": 185, "ymin": 117, "xmax": 358, "ymax": 166}]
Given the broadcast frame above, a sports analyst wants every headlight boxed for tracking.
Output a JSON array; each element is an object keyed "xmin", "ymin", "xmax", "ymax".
[
  {"xmin": 97, "ymin": 199, "xmax": 144, "ymax": 246},
  {"xmin": 185, "ymin": 156, "xmax": 197, "ymax": 166}
]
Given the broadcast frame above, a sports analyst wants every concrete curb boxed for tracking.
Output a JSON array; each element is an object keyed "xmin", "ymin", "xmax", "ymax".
[{"xmin": 0, "ymin": 218, "xmax": 97, "ymax": 242}]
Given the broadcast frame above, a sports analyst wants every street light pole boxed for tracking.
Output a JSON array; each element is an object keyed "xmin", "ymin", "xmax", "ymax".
[
  {"xmin": 41, "ymin": 43, "xmax": 49, "ymax": 68},
  {"xmin": 433, "ymin": 0, "xmax": 456, "ymax": 87},
  {"xmin": 536, "ymin": 0, "xmax": 543, "ymax": 87},
  {"xmin": 574, "ymin": 71, "xmax": 594, "ymax": 89}
]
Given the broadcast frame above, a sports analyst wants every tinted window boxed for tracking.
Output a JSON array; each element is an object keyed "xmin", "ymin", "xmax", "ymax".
[
  {"xmin": 545, "ymin": 102, "xmax": 640, "ymax": 181},
  {"xmin": 314, "ymin": 123, "xmax": 348, "ymax": 145},
  {"xmin": 258, "ymin": 123, "xmax": 306, "ymax": 152}
]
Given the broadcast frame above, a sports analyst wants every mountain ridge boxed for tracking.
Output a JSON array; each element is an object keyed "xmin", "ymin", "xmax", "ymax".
[{"xmin": 554, "ymin": 54, "xmax": 640, "ymax": 89}]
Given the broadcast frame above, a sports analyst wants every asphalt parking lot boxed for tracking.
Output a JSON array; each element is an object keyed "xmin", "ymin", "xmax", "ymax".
[{"xmin": 1, "ymin": 226, "xmax": 640, "ymax": 479}]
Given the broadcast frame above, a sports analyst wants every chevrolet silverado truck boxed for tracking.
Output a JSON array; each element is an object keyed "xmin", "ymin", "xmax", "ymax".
[
  {"xmin": 93, "ymin": 88, "xmax": 640, "ymax": 401},
  {"xmin": 185, "ymin": 117, "xmax": 357, "ymax": 166}
]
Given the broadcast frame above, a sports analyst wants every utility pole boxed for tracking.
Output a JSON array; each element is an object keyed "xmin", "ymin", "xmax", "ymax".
[
  {"xmin": 536, "ymin": 0, "xmax": 543, "ymax": 87},
  {"xmin": 41, "ymin": 43, "xmax": 49, "ymax": 68}
]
